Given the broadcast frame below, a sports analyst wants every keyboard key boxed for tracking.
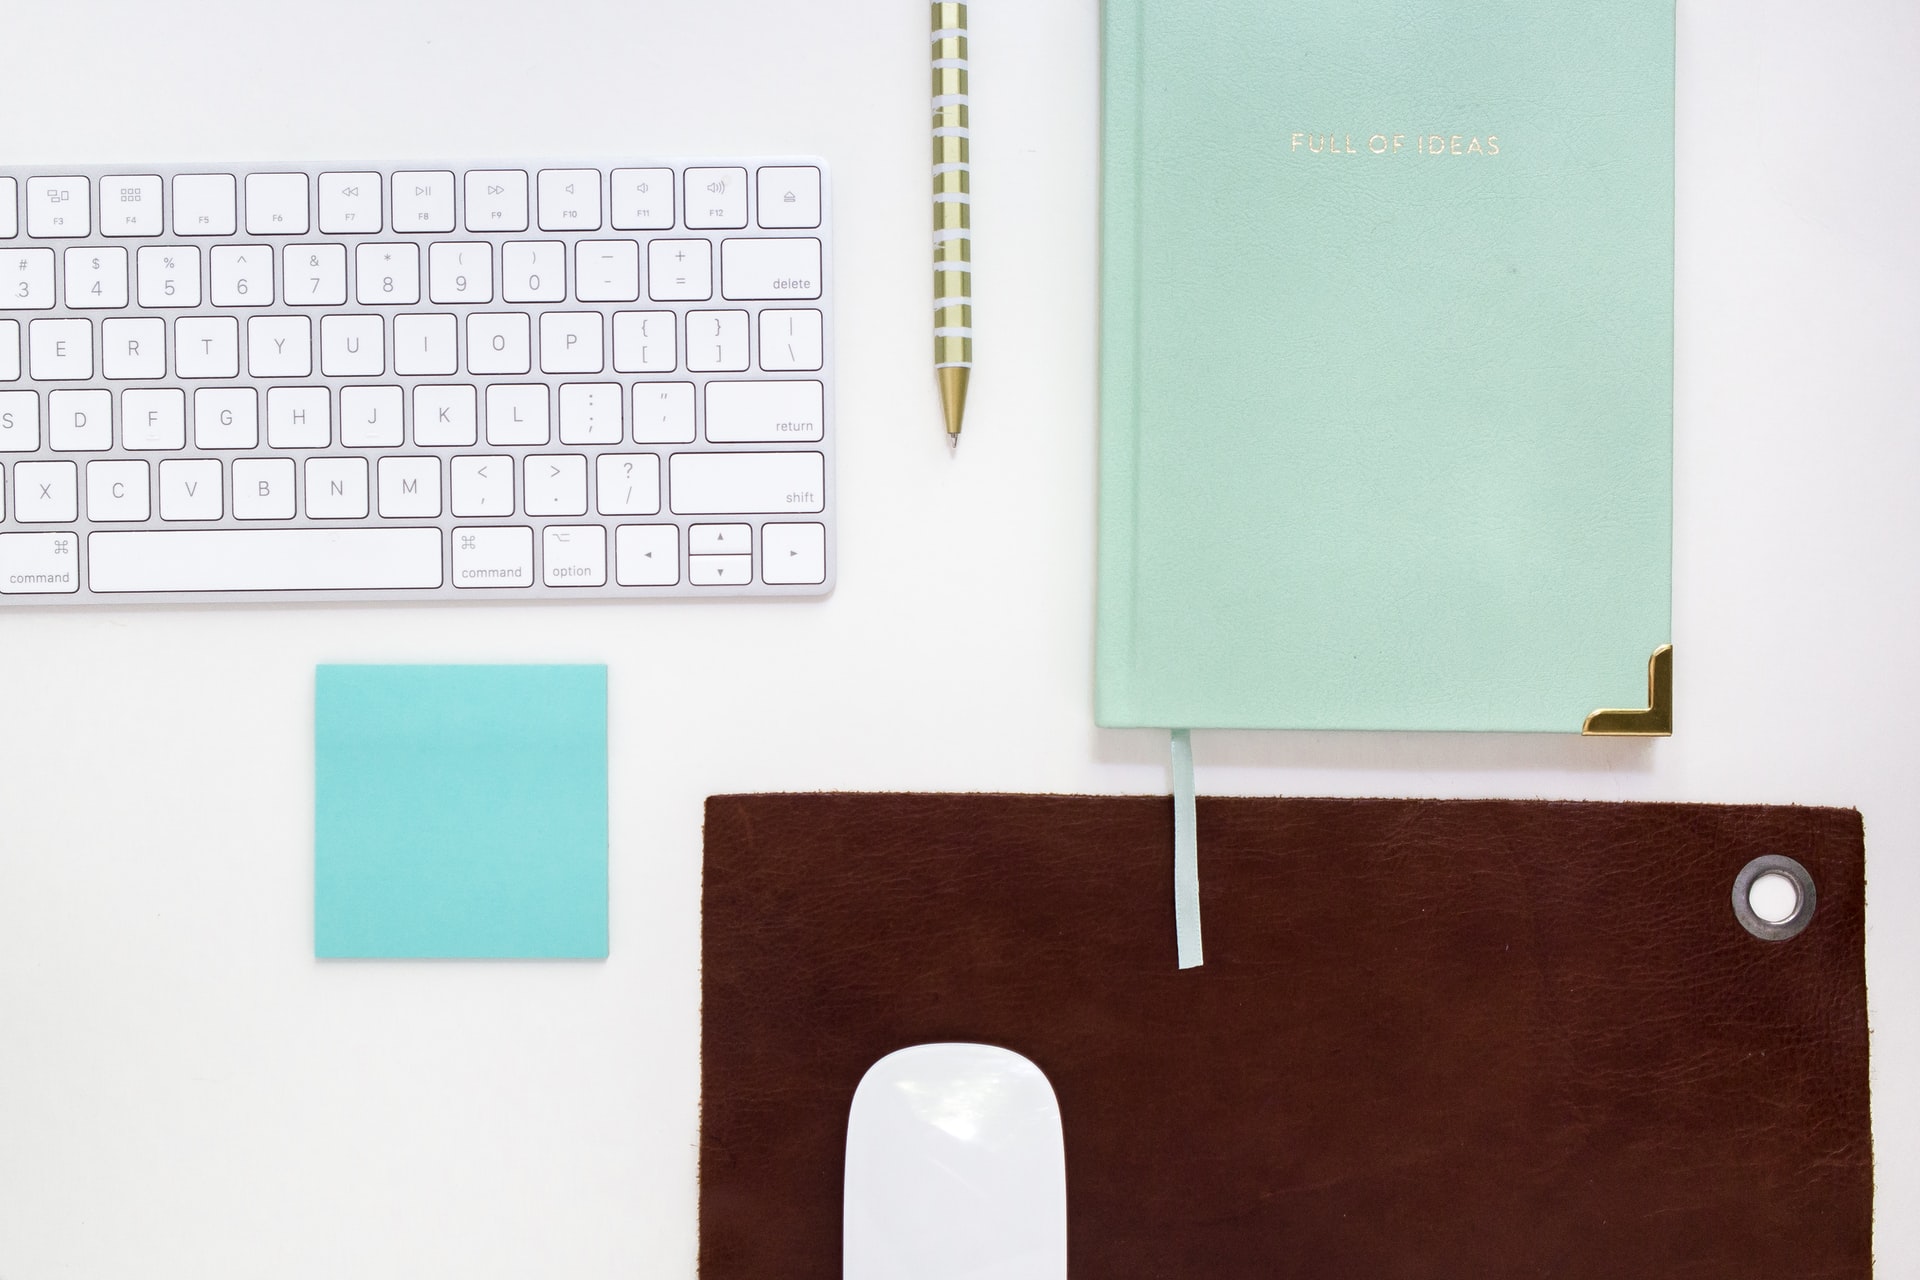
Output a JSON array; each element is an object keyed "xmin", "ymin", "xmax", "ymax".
[
  {"xmin": 284, "ymin": 243, "xmax": 349, "ymax": 305},
  {"xmin": 524, "ymin": 453, "xmax": 587, "ymax": 516},
  {"xmin": 689, "ymin": 554, "xmax": 751, "ymax": 586},
  {"xmin": 685, "ymin": 167, "xmax": 748, "ymax": 229},
  {"xmin": 705, "ymin": 379, "xmax": 824, "ymax": 442},
  {"xmin": 393, "ymin": 171, "xmax": 456, "ymax": 232},
  {"xmin": 157, "ymin": 458, "xmax": 223, "ymax": 519},
  {"xmin": 305, "ymin": 456, "xmax": 369, "ymax": 518},
  {"xmin": 357, "ymin": 243, "xmax": 421, "ymax": 304},
  {"xmin": 210, "ymin": 245, "xmax": 272, "ymax": 305},
  {"xmin": 28, "ymin": 318, "xmax": 92, "ymax": 380},
  {"xmin": 101, "ymin": 318, "xmax": 166, "ymax": 379},
  {"xmin": 48, "ymin": 389, "xmax": 112, "ymax": 451},
  {"xmin": 761, "ymin": 521, "xmax": 826, "ymax": 585},
  {"xmin": 340, "ymin": 385, "xmax": 404, "ymax": 447},
  {"xmin": 137, "ymin": 245, "xmax": 200, "ymax": 307},
  {"xmin": 123, "ymin": 388, "xmax": 185, "ymax": 450},
  {"xmin": 232, "ymin": 457, "xmax": 295, "ymax": 519},
  {"xmin": 0, "ymin": 177, "xmax": 16, "ymax": 238},
  {"xmin": 318, "ymin": 172, "xmax": 382, "ymax": 233},
  {"xmin": 721, "ymin": 237, "xmax": 821, "ymax": 300},
  {"xmin": 542, "ymin": 525, "xmax": 606, "ymax": 587},
  {"xmin": 194, "ymin": 387, "xmax": 258, "ymax": 448},
  {"xmin": 393, "ymin": 313, "xmax": 457, "ymax": 376},
  {"xmin": 538, "ymin": 168, "xmax": 602, "ymax": 231},
  {"xmin": 539, "ymin": 312, "xmax": 603, "ymax": 373},
  {"xmin": 319, "ymin": 314, "xmax": 384, "ymax": 377},
  {"xmin": 99, "ymin": 176, "xmax": 163, "ymax": 236},
  {"xmin": 26, "ymin": 176, "xmax": 89, "ymax": 238},
  {"xmin": 90, "ymin": 527, "xmax": 443, "ymax": 592},
  {"xmin": 757, "ymin": 166, "xmax": 822, "ymax": 229},
  {"xmin": 248, "ymin": 315, "xmax": 313, "ymax": 378},
  {"xmin": 6, "ymin": 248, "xmax": 56, "ymax": 309},
  {"xmin": 468, "ymin": 313, "xmax": 532, "ymax": 375},
  {"xmin": 648, "ymin": 239, "xmax": 712, "ymax": 301},
  {"xmin": 450, "ymin": 454, "xmax": 513, "ymax": 516},
  {"xmin": 465, "ymin": 170, "xmax": 529, "ymax": 231},
  {"xmin": 65, "ymin": 247, "xmax": 129, "ymax": 309},
  {"xmin": 685, "ymin": 309, "xmax": 750, "ymax": 372},
  {"xmin": 245, "ymin": 172, "xmax": 310, "ymax": 235},
  {"xmin": 485, "ymin": 383, "xmax": 548, "ymax": 444},
  {"xmin": 0, "ymin": 320, "xmax": 18, "ymax": 380},
  {"xmin": 501, "ymin": 240, "xmax": 565, "ymax": 302},
  {"xmin": 668, "ymin": 450, "xmax": 823, "ymax": 514},
  {"xmin": 612, "ymin": 310, "xmax": 677, "ymax": 372},
  {"xmin": 413, "ymin": 384, "xmax": 476, "ymax": 446},
  {"xmin": 758, "ymin": 308, "xmax": 824, "ymax": 371},
  {"xmin": 574, "ymin": 239, "xmax": 639, "ymax": 302},
  {"xmin": 557, "ymin": 383, "xmax": 622, "ymax": 444},
  {"xmin": 689, "ymin": 522, "xmax": 750, "ymax": 554},
  {"xmin": 14, "ymin": 459, "xmax": 78, "ymax": 521},
  {"xmin": 452, "ymin": 525, "xmax": 534, "ymax": 588},
  {"xmin": 0, "ymin": 390, "xmax": 38, "ymax": 451},
  {"xmin": 428, "ymin": 241, "xmax": 493, "ymax": 304},
  {"xmin": 377, "ymin": 455, "xmax": 440, "ymax": 517},
  {"xmin": 176, "ymin": 316, "xmax": 240, "ymax": 378},
  {"xmin": 172, "ymin": 174, "xmax": 237, "ymax": 236},
  {"xmin": 631, "ymin": 381, "xmax": 695, "ymax": 443},
  {"xmin": 0, "ymin": 532, "xmax": 81, "ymax": 593},
  {"xmin": 610, "ymin": 168, "xmax": 674, "ymax": 230},
  {"xmin": 87, "ymin": 459, "xmax": 150, "ymax": 521},
  {"xmin": 595, "ymin": 453, "xmax": 661, "ymax": 515},
  {"xmin": 614, "ymin": 523, "xmax": 678, "ymax": 585},
  {"xmin": 266, "ymin": 386, "xmax": 329, "ymax": 448}
]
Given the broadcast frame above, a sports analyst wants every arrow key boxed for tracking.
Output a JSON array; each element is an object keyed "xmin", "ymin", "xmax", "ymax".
[
  {"xmin": 689, "ymin": 553, "xmax": 752, "ymax": 587},
  {"xmin": 615, "ymin": 523, "xmax": 679, "ymax": 586},
  {"xmin": 688, "ymin": 522, "xmax": 751, "ymax": 555},
  {"xmin": 762, "ymin": 521, "xmax": 826, "ymax": 585}
]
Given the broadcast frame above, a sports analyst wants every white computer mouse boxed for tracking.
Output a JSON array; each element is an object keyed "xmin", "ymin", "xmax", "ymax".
[{"xmin": 843, "ymin": 1042, "xmax": 1068, "ymax": 1280}]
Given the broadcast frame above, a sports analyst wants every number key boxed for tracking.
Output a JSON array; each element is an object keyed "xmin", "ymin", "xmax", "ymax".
[
  {"xmin": 4, "ymin": 249, "xmax": 56, "ymax": 309},
  {"xmin": 354, "ymin": 243, "xmax": 421, "ymax": 305},
  {"xmin": 210, "ymin": 245, "xmax": 273, "ymax": 306},
  {"xmin": 283, "ymin": 243, "xmax": 348, "ymax": 305},
  {"xmin": 64, "ymin": 246, "xmax": 129, "ymax": 309},
  {"xmin": 428, "ymin": 242, "xmax": 494, "ymax": 304},
  {"xmin": 137, "ymin": 246, "xmax": 202, "ymax": 308}
]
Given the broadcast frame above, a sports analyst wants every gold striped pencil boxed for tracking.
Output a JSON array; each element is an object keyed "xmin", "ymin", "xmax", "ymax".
[{"xmin": 932, "ymin": 1, "xmax": 972, "ymax": 450}]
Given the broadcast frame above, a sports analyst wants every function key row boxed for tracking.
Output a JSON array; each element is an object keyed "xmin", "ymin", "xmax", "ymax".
[{"xmin": 0, "ymin": 166, "xmax": 823, "ymax": 240}]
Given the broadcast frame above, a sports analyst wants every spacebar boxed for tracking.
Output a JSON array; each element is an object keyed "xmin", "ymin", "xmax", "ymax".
[{"xmin": 90, "ymin": 528, "xmax": 445, "ymax": 594}]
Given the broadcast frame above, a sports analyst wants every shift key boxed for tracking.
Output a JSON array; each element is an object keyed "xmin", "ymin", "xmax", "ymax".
[{"xmin": 669, "ymin": 451, "xmax": 824, "ymax": 515}]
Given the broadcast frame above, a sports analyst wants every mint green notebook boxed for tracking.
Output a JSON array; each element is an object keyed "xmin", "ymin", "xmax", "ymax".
[{"xmin": 1098, "ymin": 1, "xmax": 1674, "ymax": 732}]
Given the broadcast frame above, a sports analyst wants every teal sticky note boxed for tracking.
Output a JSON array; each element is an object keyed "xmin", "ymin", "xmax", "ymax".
[{"xmin": 315, "ymin": 665, "xmax": 608, "ymax": 959}]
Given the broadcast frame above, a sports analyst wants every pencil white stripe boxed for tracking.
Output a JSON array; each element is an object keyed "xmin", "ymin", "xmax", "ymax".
[
  {"xmin": 934, "ymin": 327, "xmax": 975, "ymax": 338},
  {"xmin": 932, "ymin": 163, "xmax": 971, "ymax": 177},
  {"xmin": 932, "ymin": 229, "xmax": 972, "ymax": 243},
  {"xmin": 931, "ymin": 95, "xmax": 971, "ymax": 109},
  {"xmin": 931, "ymin": 27, "xmax": 968, "ymax": 40}
]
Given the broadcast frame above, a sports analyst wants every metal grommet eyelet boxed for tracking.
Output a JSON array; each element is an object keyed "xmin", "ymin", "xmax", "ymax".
[{"xmin": 1732, "ymin": 855, "xmax": 1817, "ymax": 942}]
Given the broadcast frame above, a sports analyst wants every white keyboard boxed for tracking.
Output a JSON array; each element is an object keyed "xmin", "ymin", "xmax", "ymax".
[{"xmin": 0, "ymin": 158, "xmax": 832, "ymax": 605}]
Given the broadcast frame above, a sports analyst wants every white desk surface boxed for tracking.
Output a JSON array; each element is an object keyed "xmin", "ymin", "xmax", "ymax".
[{"xmin": 0, "ymin": 1, "xmax": 1912, "ymax": 1272}]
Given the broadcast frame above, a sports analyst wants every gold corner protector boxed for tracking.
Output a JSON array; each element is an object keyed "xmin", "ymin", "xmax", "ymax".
[{"xmin": 1583, "ymin": 645, "xmax": 1673, "ymax": 737}]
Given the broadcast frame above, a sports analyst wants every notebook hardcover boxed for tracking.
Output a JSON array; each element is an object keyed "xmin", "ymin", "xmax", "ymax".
[
  {"xmin": 1097, "ymin": 1, "xmax": 1674, "ymax": 731},
  {"xmin": 699, "ymin": 793, "xmax": 1871, "ymax": 1279}
]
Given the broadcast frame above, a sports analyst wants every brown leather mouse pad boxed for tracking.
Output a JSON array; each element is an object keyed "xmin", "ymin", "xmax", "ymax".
[{"xmin": 700, "ymin": 795, "xmax": 1870, "ymax": 1279}]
